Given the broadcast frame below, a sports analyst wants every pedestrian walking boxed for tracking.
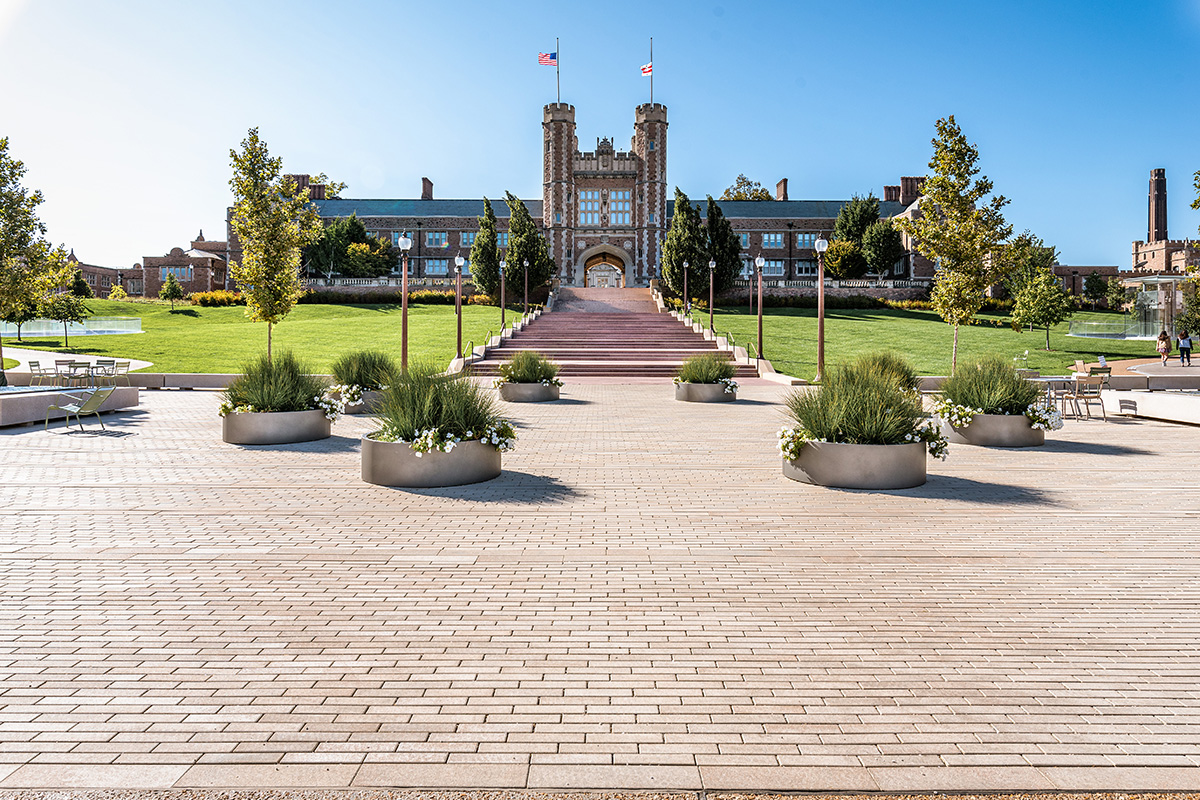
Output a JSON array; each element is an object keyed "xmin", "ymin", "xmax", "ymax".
[
  {"xmin": 1179, "ymin": 330, "xmax": 1193, "ymax": 366},
  {"xmin": 1157, "ymin": 330, "xmax": 1172, "ymax": 366}
]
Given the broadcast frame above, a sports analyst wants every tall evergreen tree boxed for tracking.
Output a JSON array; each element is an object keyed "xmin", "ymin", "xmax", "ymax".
[
  {"xmin": 70, "ymin": 267, "xmax": 93, "ymax": 298},
  {"xmin": 470, "ymin": 198, "xmax": 501, "ymax": 299},
  {"xmin": 660, "ymin": 188, "xmax": 707, "ymax": 299},
  {"xmin": 861, "ymin": 219, "xmax": 906, "ymax": 276},
  {"xmin": 833, "ymin": 194, "xmax": 881, "ymax": 244},
  {"xmin": 0, "ymin": 137, "xmax": 72, "ymax": 385},
  {"xmin": 895, "ymin": 115, "xmax": 1012, "ymax": 371},
  {"xmin": 705, "ymin": 196, "xmax": 742, "ymax": 295},
  {"xmin": 502, "ymin": 192, "xmax": 553, "ymax": 291}
]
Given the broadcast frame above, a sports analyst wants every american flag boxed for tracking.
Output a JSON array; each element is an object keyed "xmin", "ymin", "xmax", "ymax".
[
  {"xmin": 641, "ymin": 62, "xmax": 653, "ymax": 76},
  {"xmin": 538, "ymin": 52, "xmax": 557, "ymax": 66}
]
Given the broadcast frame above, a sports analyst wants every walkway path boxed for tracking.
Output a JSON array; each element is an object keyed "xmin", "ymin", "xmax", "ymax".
[
  {"xmin": 2, "ymin": 346, "xmax": 153, "ymax": 372},
  {"xmin": 1, "ymin": 386, "xmax": 1199, "ymax": 792}
]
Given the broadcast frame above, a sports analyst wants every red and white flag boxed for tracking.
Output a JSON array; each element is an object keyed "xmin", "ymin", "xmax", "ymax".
[
  {"xmin": 641, "ymin": 62, "xmax": 653, "ymax": 76},
  {"xmin": 538, "ymin": 52, "xmax": 558, "ymax": 66}
]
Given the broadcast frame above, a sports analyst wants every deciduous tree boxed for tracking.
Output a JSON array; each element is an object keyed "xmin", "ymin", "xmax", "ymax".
[
  {"xmin": 0, "ymin": 137, "xmax": 72, "ymax": 385},
  {"xmin": 719, "ymin": 174, "xmax": 772, "ymax": 201},
  {"xmin": 998, "ymin": 230, "xmax": 1057, "ymax": 299},
  {"xmin": 861, "ymin": 219, "xmax": 906, "ymax": 276},
  {"xmin": 1105, "ymin": 276, "xmax": 1129, "ymax": 311},
  {"xmin": 43, "ymin": 291, "xmax": 90, "ymax": 348},
  {"xmin": 228, "ymin": 128, "xmax": 322, "ymax": 359},
  {"xmin": 895, "ymin": 116, "xmax": 1012, "ymax": 371},
  {"xmin": 823, "ymin": 238, "xmax": 869, "ymax": 279},
  {"xmin": 1012, "ymin": 265, "xmax": 1074, "ymax": 350},
  {"xmin": 660, "ymin": 188, "xmax": 707, "ymax": 300},
  {"xmin": 304, "ymin": 213, "xmax": 395, "ymax": 279},
  {"xmin": 469, "ymin": 198, "xmax": 501, "ymax": 299},
  {"xmin": 159, "ymin": 272, "xmax": 186, "ymax": 310},
  {"xmin": 1083, "ymin": 271, "xmax": 1107, "ymax": 310}
]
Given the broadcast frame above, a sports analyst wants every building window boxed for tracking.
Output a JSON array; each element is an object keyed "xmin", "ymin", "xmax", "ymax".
[
  {"xmin": 648, "ymin": 140, "xmax": 655, "ymax": 151},
  {"xmin": 461, "ymin": 231, "xmax": 476, "ymax": 247},
  {"xmin": 762, "ymin": 259, "xmax": 785, "ymax": 276},
  {"xmin": 610, "ymin": 190, "xmax": 631, "ymax": 225},
  {"xmin": 796, "ymin": 231, "xmax": 817, "ymax": 249},
  {"xmin": 426, "ymin": 259, "xmax": 449, "ymax": 275},
  {"xmin": 579, "ymin": 190, "xmax": 601, "ymax": 226},
  {"xmin": 739, "ymin": 233, "xmax": 749, "ymax": 248},
  {"xmin": 426, "ymin": 231, "xmax": 448, "ymax": 248},
  {"xmin": 161, "ymin": 266, "xmax": 193, "ymax": 282},
  {"xmin": 462, "ymin": 260, "xmax": 471, "ymax": 275},
  {"xmin": 129, "ymin": 280, "xmax": 143, "ymax": 295},
  {"xmin": 795, "ymin": 259, "xmax": 817, "ymax": 276},
  {"xmin": 763, "ymin": 233, "xmax": 783, "ymax": 248},
  {"xmin": 497, "ymin": 232, "xmax": 509, "ymax": 248},
  {"xmin": 85, "ymin": 273, "xmax": 96, "ymax": 285},
  {"xmin": 648, "ymin": 212, "xmax": 655, "ymax": 224},
  {"xmin": 555, "ymin": 212, "xmax": 562, "ymax": 223}
]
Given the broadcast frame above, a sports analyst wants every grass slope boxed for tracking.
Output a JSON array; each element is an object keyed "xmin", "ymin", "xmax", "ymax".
[
  {"xmin": 0, "ymin": 300, "xmax": 511, "ymax": 373},
  {"xmin": 694, "ymin": 306, "xmax": 1159, "ymax": 378},
  {"xmin": 2, "ymin": 358, "xmax": 15, "ymax": 370}
]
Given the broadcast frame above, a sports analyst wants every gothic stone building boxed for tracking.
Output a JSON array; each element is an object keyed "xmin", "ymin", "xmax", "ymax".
[
  {"xmin": 1131, "ymin": 168, "xmax": 1199, "ymax": 275},
  {"xmin": 284, "ymin": 103, "xmax": 934, "ymax": 288}
]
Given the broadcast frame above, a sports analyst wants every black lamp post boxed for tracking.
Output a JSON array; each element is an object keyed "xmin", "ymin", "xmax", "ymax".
[
  {"xmin": 707, "ymin": 259, "xmax": 715, "ymax": 336},
  {"xmin": 755, "ymin": 255, "xmax": 764, "ymax": 362},
  {"xmin": 523, "ymin": 259, "xmax": 529, "ymax": 316},
  {"xmin": 398, "ymin": 234, "xmax": 412, "ymax": 370},
  {"xmin": 815, "ymin": 236, "xmax": 829, "ymax": 381},
  {"xmin": 683, "ymin": 261, "xmax": 689, "ymax": 318},
  {"xmin": 454, "ymin": 255, "xmax": 464, "ymax": 360},
  {"xmin": 499, "ymin": 259, "xmax": 506, "ymax": 334}
]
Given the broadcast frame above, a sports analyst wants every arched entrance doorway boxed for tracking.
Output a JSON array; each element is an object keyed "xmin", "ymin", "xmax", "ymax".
[{"xmin": 585, "ymin": 252, "xmax": 625, "ymax": 288}]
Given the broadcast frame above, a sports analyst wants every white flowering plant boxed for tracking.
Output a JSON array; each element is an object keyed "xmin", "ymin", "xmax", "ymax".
[
  {"xmin": 675, "ymin": 352, "xmax": 738, "ymax": 391},
  {"xmin": 328, "ymin": 382, "xmax": 364, "ymax": 407},
  {"xmin": 375, "ymin": 421, "xmax": 518, "ymax": 456},
  {"xmin": 1025, "ymin": 397, "xmax": 1064, "ymax": 431},
  {"xmin": 933, "ymin": 397, "xmax": 983, "ymax": 429}
]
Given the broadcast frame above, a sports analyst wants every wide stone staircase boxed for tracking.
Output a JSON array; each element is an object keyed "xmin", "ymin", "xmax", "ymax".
[{"xmin": 469, "ymin": 287, "xmax": 759, "ymax": 379}]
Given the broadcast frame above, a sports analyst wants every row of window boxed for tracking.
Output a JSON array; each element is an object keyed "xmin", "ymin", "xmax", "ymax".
[
  {"xmin": 392, "ymin": 231, "xmax": 508, "ymax": 249},
  {"xmin": 161, "ymin": 266, "xmax": 193, "ymax": 281},
  {"xmin": 740, "ymin": 233, "xmax": 826, "ymax": 249},
  {"xmin": 741, "ymin": 260, "xmax": 820, "ymax": 277}
]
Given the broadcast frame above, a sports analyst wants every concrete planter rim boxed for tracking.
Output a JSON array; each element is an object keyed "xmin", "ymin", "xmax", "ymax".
[
  {"xmin": 221, "ymin": 408, "xmax": 331, "ymax": 445},
  {"xmin": 498, "ymin": 382, "xmax": 561, "ymax": 403},
  {"xmin": 943, "ymin": 412, "xmax": 1045, "ymax": 448},
  {"xmin": 361, "ymin": 435, "xmax": 502, "ymax": 487},
  {"xmin": 675, "ymin": 382, "xmax": 736, "ymax": 403},
  {"xmin": 783, "ymin": 440, "xmax": 927, "ymax": 490}
]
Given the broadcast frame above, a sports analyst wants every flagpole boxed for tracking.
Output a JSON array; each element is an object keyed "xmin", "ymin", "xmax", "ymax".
[
  {"xmin": 556, "ymin": 37, "xmax": 560, "ymax": 103},
  {"xmin": 649, "ymin": 37, "xmax": 653, "ymax": 104}
]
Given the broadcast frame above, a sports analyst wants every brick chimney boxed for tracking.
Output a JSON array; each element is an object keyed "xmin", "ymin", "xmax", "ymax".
[
  {"xmin": 309, "ymin": 184, "xmax": 326, "ymax": 201},
  {"xmin": 775, "ymin": 178, "xmax": 788, "ymax": 201},
  {"xmin": 1149, "ymin": 168, "xmax": 1167, "ymax": 242},
  {"xmin": 421, "ymin": 177, "xmax": 434, "ymax": 200},
  {"xmin": 884, "ymin": 185, "xmax": 900, "ymax": 203},
  {"xmin": 899, "ymin": 176, "xmax": 925, "ymax": 206}
]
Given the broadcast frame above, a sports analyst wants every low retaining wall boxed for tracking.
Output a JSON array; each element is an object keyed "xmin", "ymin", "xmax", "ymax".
[
  {"xmin": 1104, "ymin": 390, "xmax": 1200, "ymax": 425},
  {"xmin": 1, "ymin": 386, "xmax": 140, "ymax": 427}
]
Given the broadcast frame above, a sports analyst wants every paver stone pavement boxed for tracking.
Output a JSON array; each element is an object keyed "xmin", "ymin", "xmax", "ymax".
[{"xmin": 1, "ymin": 382, "xmax": 1199, "ymax": 794}]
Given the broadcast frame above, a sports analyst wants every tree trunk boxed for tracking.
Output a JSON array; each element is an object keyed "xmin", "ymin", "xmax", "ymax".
[
  {"xmin": 1045, "ymin": 325, "xmax": 1051, "ymax": 350},
  {"xmin": 267, "ymin": 322, "xmax": 273, "ymax": 361},
  {"xmin": 64, "ymin": 321, "xmax": 69, "ymax": 348},
  {"xmin": 951, "ymin": 323, "xmax": 959, "ymax": 372}
]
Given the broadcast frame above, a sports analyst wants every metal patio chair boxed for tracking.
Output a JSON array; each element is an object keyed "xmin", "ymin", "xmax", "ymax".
[{"xmin": 44, "ymin": 387, "xmax": 116, "ymax": 431}]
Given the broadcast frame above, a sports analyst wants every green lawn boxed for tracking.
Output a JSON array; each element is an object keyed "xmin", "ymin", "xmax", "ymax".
[
  {"xmin": 1, "ymin": 300, "xmax": 512, "ymax": 373},
  {"xmin": 689, "ymin": 306, "xmax": 1158, "ymax": 379},
  {"xmin": 2, "ymin": 358, "xmax": 15, "ymax": 370}
]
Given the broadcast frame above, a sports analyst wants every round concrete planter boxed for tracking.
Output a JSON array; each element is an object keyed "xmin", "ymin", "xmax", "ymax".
[
  {"xmin": 343, "ymin": 389, "xmax": 385, "ymax": 415},
  {"xmin": 361, "ymin": 436, "xmax": 501, "ymax": 487},
  {"xmin": 783, "ymin": 441, "xmax": 926, "ymax": 489},
  {"xmin": 222, "ymin": 409, "xmax": 331, "ymax": 445},
  {"xmin": 498, "ymin": 383, "xmax": 560, "ymax": 403},
  {"xmin": 943, "ymin": 413, "xmax": 1045, "ymax": 448},
  {"xmin": 675, "ymin": 382, "xmax": 736, "ymax": 403}
]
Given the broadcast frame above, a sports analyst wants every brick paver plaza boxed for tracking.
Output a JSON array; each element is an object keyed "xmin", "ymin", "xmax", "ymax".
[{"xmin": 2, "ymin": 383, "xmax": 1200, "ymax": 793}]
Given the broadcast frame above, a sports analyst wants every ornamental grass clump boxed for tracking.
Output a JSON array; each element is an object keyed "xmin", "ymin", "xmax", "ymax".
[
  {"xmin": 852, "ymin": 350, "xmax": 920, "ymax": 392},
  {"xmin": 675, "ymin": 352, "xmax": 736, "ymax": 384},
  {"xmin": 496, "ymin": 350, "xmax": 562, "ymax": 386},
  {"xmin": 331, "ymin": 350, "xmax": 397, "ymax": 391},
  {"xmin": 373, "ymin": 361, "xmax": 515, "ymax": 454},
  {"xmin": 935, "ymin": 355, "xmax": 1061, "ymax": 431},
  {"xmin": 779, "ymin": 353, "xmax": 946, "ymax": 460},
  {"xmin": 220, "ymin": 351, "xmax": 338, "ymax": 418}
]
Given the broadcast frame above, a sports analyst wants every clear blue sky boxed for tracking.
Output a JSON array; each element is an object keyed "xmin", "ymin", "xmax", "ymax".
[{"xmin": 1, "ymin": 0, "xmax": 1197, "ymax": 269}]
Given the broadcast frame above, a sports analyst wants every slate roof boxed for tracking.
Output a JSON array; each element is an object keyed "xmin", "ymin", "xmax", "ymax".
[
  {"xmin": 315, "ymin": 199, "xmax": 542, "ymax": 219},
  {"xmin": 674, "ymin": 199, "xmax": 911, "ymax": 219}
]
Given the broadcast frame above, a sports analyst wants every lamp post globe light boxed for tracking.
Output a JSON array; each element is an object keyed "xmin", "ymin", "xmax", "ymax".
[
  {"xmin": 523, "ymin": 259, "xmax": 529, "ymax": 316},
  {"xmin": 754, "ymin": 255, "xmax": 765, "ymax": 362},
  {"xmin": 454, "ymin": 255, "xmax": 465, "ymax": 360},
  {"xmin": 814, "ymin": 235, "xmax": 829, "ymax": 381},
  {"xmin": 398, "ymin": 234, "xmax": 413, "ymax": 369},
  {"xmin": 499, "ymin": 259, "xmax": 506, "ymax": 334},
  {"xmin": 707, "ymin": 259, "xmax": 716, "ymax": 335}
]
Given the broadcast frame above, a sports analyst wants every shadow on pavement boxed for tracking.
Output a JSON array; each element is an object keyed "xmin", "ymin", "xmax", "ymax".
[
  {"xmin": 399, "ymin": 470, "xmax": 582, "ymax": 505},
  {"xmin": 864, "ymin": 474, "xmax": 1058, "ymax": 505},
  {"xmin": 1039, "ymin": 438, "xmax": 1152, "ymax": 457}
]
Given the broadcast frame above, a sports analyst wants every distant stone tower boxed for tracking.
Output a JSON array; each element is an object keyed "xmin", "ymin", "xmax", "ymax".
[
  {"xmin": 633, "ymin": 103, "xmax": 668, "ymax": 281},
  {"xmin": 1149, "ymin": 168, "xmax": 1167, "ymax": 242},
  {"xmin": 542, "ymin": 103, "xmax": 576, "ymax": 281}
]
